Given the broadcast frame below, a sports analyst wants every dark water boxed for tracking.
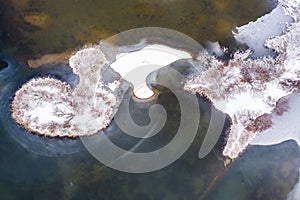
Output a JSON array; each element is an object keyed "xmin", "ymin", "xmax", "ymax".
[
  {"xmin": 0, "ymin": 58, "xmax": 227, "ymax": 199},
  {"xmin": 208, "ymin": 141, "xmax": 300, "ymax": 200},
  {"xmin": 0, "ymin": 0, "xmax": 299, "ymax": 199},
  {"xmin": 1, "ymin": 0, "xmax": 275, "ymax": 57}
]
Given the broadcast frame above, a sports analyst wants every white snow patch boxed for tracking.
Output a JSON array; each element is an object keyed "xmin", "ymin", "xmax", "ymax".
[
  {"xmin": 234, "ymin": 5, "xmax": 293, "ymax": 57},
  {"xmin": 111, "ymin": 44, "xmax": 192, "ymax": 99},
  {"xmin": 251, "ymin": 92, "xmax": 300, "ymax": 146}
]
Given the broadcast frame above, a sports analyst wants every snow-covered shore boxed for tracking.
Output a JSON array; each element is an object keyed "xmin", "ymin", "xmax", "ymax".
[{"xmin": 185, "ymin": 0, "xmax": 300, "ymax": 159}]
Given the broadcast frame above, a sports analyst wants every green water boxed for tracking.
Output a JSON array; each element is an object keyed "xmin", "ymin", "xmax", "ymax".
[
  {"xmin": 1, "ymin": 0, "xmax": 274, "ymax": 57},
  {"xmin": 0, "ymin": 0, "xmax": 299, "ymax": 199}
]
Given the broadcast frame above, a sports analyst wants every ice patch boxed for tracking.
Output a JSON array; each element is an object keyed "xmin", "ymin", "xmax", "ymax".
[
  {"xmin": 234, "ymin": 5, "xmax": 293, "ymax": 57},
  {"xmin": 111, "ymin": 44, "xmax": 192, "ymax": 99}
]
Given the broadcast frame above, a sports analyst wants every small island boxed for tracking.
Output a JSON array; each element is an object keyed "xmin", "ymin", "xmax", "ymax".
[{"xmin": 12, "ymin": 48, "xmax": 121, "ymax": 137}]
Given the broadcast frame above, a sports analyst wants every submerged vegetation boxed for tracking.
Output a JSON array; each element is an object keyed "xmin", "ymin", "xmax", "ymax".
[{"xmin": 0, "ymin": 0, "xmax": 275, "ymax": 59}]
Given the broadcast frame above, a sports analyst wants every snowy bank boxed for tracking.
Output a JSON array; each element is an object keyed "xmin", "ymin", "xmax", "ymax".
[
  {"xmin": 233, "ymin": 4, "xmax": 292, "ymax": 57},
  {"xmin": 185, "ymin": 0, "xmax": 300, "ymax": 159}
]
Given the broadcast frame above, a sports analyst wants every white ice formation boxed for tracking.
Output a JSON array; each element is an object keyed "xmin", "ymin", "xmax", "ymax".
[
  {"xmin": 184, "ymin": 0, "xmax": 300, "ymax": 159},
  {"xmin": 110, "ymin": 44, "xmax": 192, "ymax": 99}
]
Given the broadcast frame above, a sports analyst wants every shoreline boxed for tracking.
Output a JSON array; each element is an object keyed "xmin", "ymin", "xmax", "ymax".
[{"xmin": 184, "ymin": 0, "xmax": 300, "ymax": 159}]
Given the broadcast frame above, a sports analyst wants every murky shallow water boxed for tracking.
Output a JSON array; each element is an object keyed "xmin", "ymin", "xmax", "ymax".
[
  {"xmin": 1, "ymin": 0, "xmax": 275, "ymax": 57},
  {"xmin": 0, "ymin": 0, "xmax": 299, "ymax": 199}
]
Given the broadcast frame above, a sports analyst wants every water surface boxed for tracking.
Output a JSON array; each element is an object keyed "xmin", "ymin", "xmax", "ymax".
[{"xmin": 0, "ymin": 0, "xmax": 299, "ymax": 199}]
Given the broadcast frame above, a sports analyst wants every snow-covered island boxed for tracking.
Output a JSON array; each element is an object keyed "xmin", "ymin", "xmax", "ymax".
[
  {"xmin": 12, "ymin": 48, "xmax": 122, "ymax": 137},
  {"xmin": 185, "ymin": 0, "xmax": 300, "ymax": 159}
]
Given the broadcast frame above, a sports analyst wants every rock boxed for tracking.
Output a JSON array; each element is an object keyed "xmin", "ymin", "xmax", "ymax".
[
  {"xmin": 23, "ymin": 13, "xmax": 50, "ymax": 27},
  {"xmin": 27, "ymin": 51, "xmax": 71, "ymax": 68}
]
